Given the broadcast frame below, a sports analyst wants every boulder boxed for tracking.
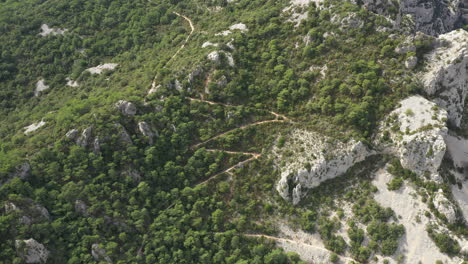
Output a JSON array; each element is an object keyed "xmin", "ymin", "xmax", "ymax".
[
  {"xmin": 34, "ymin": 79, "xmax": 49, "ymax": 97},
  {"xmin": 76, "ymin": 127, "xmax": 93, "ymax": 148},
  {"xmin": 207, "ymin": 51, "xmax": 234, "ymax": 66},
  {"xmin": 375, "ymin": 96, "xmax": 448, "ymax": 182},
  {"xmin": 15, "ymin": 239, "xmax": 49, "ymax": 264},
  {"xmin": 91, "ymin": 243, "xmax": 112, "ymax": 263},
  {"xmin": 433, "ymin": 190, "xmax": 458, "ymax": 224},
  {"xmin": 138, "ymin": 122, "xmax": 155, "ymax": 144},
  {"xmin": 65, "ymin": 129, "xmax": 79, "ymax": 140},
  {"xmin": 420, "ymin": 29, "xmax": 468, "ymax": 127},
  {"xmin": 274, "ymin": 129, "xmax": 373, "ymax": 204},
  {"xmin": 405, "ymin": 56, "xmax": 418, "ymax": 69},
  {"xmin": 115, "ymin": 100, "xmax": 137, "ymax": 116}
]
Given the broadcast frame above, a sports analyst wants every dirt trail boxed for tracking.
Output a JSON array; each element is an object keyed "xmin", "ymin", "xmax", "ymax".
[
  {"xmin": 150, "ymin": 12, "xmax": 195, "ymax": 90},
  {"xmin": 196, "ymin": 150, "xmax": 261, "ymax": 186},
  {"xmin": 192, "ymin": 119, "xmax": 287, "ymax": 149},
  {"xmin": 189, "ymin": 97, "xmax": 291, "ymax": 149},
  {"xmin": 188, "ymin": 97, "xmax": 290, "ymax": 121}
]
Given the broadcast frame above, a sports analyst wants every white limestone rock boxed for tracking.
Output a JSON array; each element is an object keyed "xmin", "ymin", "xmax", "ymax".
[
  {"xmin": 115, "ymin": 100, "xmax": 137, "ymax": 116},
  {"xmin": 433, "ymin": 189, "xmax": 458, "ymax": 224},
  {"xmin": 202, "ymin": 41, "xmax": 218, "ymax": 48},
  {"xmin": 375, "ymin": 96, "xmax": 448, "ymax": 182},
  {"xmin": 405, "ymin": 56, "xmax": 418, "ymax": 69},
  {"xmin": 34, "ymin": 79, "xmax": 49, "ymax": 97},
  {"xmin": 274, "ymin": 129, "xmax": 373, "ymax": 204},
  {"xmin": 39, "ymin": 24, "xmax": 67, "ymax": 36},
  {"xmin": 91, "ymin": 243, "xmax": 112, "ymax": 263},
  {"xmin": 420, "ymin": 29, "xmax": 468, "ymax": 127},
  {"xmin": 372, "ymin": 169, "xmax": 465, "ymax": 263},
  {"xmin": 65, "ymin": 129, "xmax": 79, "ymax": 140},
  {"xmin": 207, "ymin": 51, "xmax": 221, "ymax": 63},
  {"xmin": 397, "ymin": 0, "xmax": 463, "ymax": 36},
  {"xmin": 229, "ymin": 23, "xmax": 248, "ymax": 32},
  {"xmin": 15, "ymin": 239, "xmax": 49, "ymax": 264},
  {"xmin": 24, "ymin": 120, "xmax": 46, "ymax": 135},
  {"xmin": 138, "ymin": 121, "xmax": 155, "ymax": 144},
  {"xmin": 207, "ymin": 51, "xmax": 234, "ymax": 66},
  {"xmin": 66, "ymin": 77, "xmax": 79, "ymax": 87},
  {"xmin": 76, "ymin": 127, "xmax": 93, "ymax": 148},
  {"xmin": 86, "ymin": 63, "xmax": 118, "ymax": 75}
]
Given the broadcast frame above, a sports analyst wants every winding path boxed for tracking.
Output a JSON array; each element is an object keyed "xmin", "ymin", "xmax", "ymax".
[
  {"xmin": 150, "ymin": 12, "xmax": 195, "ymax": 90},
  {"xmin": 188, "ymin": 97, "xmax": 290, "ymax": 121},
  {"xmin": 189, "ymin": 97, "xmax": 290, "ymax": 149}
]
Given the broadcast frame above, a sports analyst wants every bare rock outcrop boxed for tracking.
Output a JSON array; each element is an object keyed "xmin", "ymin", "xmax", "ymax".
[
  {"xmin": 375, "ymin": 96, "xmax": 448, "ymax": 182},
  {"xmin": 360, "ymin": 0, "xmax": 463, "ymax": 36},
  {"xmin": 396, "ymin": 0, "xmax": 463, "ymax": 36},
  {"xmin": 274, "ymin": 129, "xmax": 373, "ymax": 204},
  {"xmin": 421, "ymin": 29, "xmax": 468, "ymax": 127},
  {"xmin": 65, "ymin": 129, "xmax": 79, "ymax": 140},
  {"xmin": 138, "ymin": 122, "xmax": 155, "ymax": 144},
  {"xmin": 115, "ymin": 100, "xmax": 137, "ymax": 116},
  {"xmin": 77, "ymin": 127, "xmax": 93, "ymax": 148},
  {"xmin": 91, "ymin": 243, "xmax": 112, "ymax": 263},
  {"xmin": 433, "ymin": 190, "xmax": 458, "ymax": 224},
  {"xmin": 15, "ymin": 239, "xmax": 49, "ymax": 263},
  {"xmin": 207, "ymin": 51, "xmax": 234, "ymax": 67}
]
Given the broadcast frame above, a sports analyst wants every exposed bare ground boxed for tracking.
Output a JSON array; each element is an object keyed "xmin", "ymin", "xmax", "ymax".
[{"xmin": 244, "ymin": 233, "xmax": 356, "ymax": 263}]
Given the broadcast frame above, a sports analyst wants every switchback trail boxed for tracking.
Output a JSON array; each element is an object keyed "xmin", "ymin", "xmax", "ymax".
[
  {"xmin": 188, "ymin": 97, "xmax": 291, "ymax": 149},
  {"xmin": 150, "ymin": 12, "xmax": 195, "ymax": 90},
  {"xmin": 188, "ymin": 97, "xmax": 291, "ymax": 121},
  {"xmin": 192, "ymin": 119, "xmax": 287, "ymax": 149},
  {"xmin": 195, "ymin": 149, "xmax": 261, "ymax": 186}
]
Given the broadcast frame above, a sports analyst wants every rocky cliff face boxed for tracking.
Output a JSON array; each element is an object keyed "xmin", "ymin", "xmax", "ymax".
[
  {"xmin": 15, "ymin": 239, "xmax": 49, "ymax": 263},
  {"xmin": 361, "ymin": 0, "xmax": 464, "ymax": 35},
  {"xmin": 421, "ymin": 29, "xmax": 468, "ymax": 127},
  {"xmin": 274, "ymin": 129, "xmax": 373, "ymax": 204},
  {"xmin": 397, "ymin": 0, "xmax": 462, "ymax": 36},
  {"xmin": 375, "ymin": 96, "xmax": 448, "ymax": 182}
]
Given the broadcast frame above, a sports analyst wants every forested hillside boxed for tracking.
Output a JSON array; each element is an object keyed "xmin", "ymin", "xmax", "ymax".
[{"xmin": 0, "ymin": 0, "xmax": 467, "ymax": 263}]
